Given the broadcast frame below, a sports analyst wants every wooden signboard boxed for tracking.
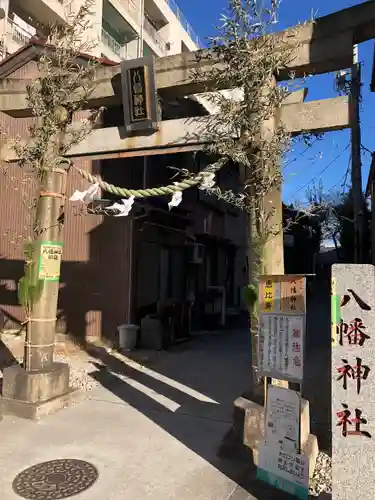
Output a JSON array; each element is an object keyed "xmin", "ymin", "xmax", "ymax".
[
  {"xmin": 258, "ymin": 275, "xmax": 306, "ymax": 383},
  {"xmin": 120, "ymin": 56, "xmax": 159, "ymax": 133},
  {"xmin": 259, "ymin": 275, "xmax": 306, "ymax": 315}
]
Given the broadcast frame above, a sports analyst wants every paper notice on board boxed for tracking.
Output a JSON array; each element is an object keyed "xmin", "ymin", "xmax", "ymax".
[
  {"xmin": 258, "ymin": 314, "xmax": 304, "ymax": 382},
  {"xmin": 38, "ymin": 242, "xmax": 63, "ymax": 281},
  {"xmin": 265, "ymin": 386, "xmax": 300, "ymax": 453},
  {"xmin": 257, "ymin": 444, "xmax": 309, "ymax": 500}
]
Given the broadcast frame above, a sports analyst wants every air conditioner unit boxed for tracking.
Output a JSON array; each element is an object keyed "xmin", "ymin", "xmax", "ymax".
[{"xmin": 188, "ymin": 243, "xmax": 204, "ymax": 264}]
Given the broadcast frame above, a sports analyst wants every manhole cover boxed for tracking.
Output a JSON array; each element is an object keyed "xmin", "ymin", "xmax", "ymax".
[{"xmin": 12, "ymin": 459, "xmax": 98, "ymax": 499}]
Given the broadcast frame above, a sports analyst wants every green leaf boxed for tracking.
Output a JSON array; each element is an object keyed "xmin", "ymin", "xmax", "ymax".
[
  {"xmin": 29, "ymin": 280, "xmax": 44, "ymax": 305},
  {"xmin": 17, "ymin": 277, "xmax": 44, "ymax": 309},
  {"xmin": 23, "ymin": 240, "xmax": 34, "ymax": 261},
  {"xmin": 244, "ymin": 283, "xmax": 258, "ymax": 307},
  {"xmin": 17, "ymin": 276, "xmax": 28, "ymax": 308},
  {"xmin": 18, "ymin": 240, "xmax": 44, "ymax": 310}
]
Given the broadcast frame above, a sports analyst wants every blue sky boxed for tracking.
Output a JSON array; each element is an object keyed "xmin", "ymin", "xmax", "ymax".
[{"xmin": 176, "ymin": 0, "xmax": 375, "ymax": 204}]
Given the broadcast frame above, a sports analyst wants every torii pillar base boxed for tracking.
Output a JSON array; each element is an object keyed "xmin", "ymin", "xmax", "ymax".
[
  {"xmin": 218, "ymin": 394, "xmax": 319, "ymax": 480},
  {"xmin": 0, "ymin": 362, "xmax": 79, "ymax": 420}
]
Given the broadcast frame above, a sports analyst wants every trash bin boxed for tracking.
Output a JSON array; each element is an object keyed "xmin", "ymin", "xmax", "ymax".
[{"xmin": 117, "ymin": 324, "xmax": 139, "ymax": 350}]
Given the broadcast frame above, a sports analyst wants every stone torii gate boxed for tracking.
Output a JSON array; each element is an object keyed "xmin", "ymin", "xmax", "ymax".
[
  {"xmin": 0, "ymin": 94, "xmax": 349, "ymax": 161},
  {"xmin": 0, "ymin": 1, "xmax": 373, "ymax": 444}
]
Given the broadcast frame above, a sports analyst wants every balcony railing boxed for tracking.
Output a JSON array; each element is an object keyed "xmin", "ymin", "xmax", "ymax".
[
  {"xmin": 7, "ymin": 18, "xmax": 34, "ymax": 47},
  {"xmin": 109, "ymin": 0, "xmax": 200, "ymax": 50},
  {"xmin": 143, "ymin": 16, "xmax": 167, "ymax": 54},
  {"xmin": 165, "ymin": 0, "xmax": 201, "ymax": 47},
  {"xmin": 101, "ymin": 28, "xmax": 127, "ymax": 59},
  {"xmin": 121, "ymin": 0, "xmax": 141, "ymax": 25}
]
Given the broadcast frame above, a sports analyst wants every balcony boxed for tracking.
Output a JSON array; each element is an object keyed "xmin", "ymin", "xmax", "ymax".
[
  {"xmin": 165, "ymin": 0, "xmax": 201, "ymax": 46},
  {"xmin": 11, "ymin": 0, "xmax": 66, "ymax": 29},
  {"xmin": 110, "ymin": 0, "xmax": 199, "ymax": 55},
  {"xmin": 106, "ymin": 0, "xmax": 141, "ymax": 29},
  {"xmin": 143, "ymin": 15, "xmax": 167, "ymax": 55},
  {"xmin": 5, "ymin": 17, "xmax": 35, "ymax": 53},
  {"xmin": 101, "ymin": 27, "xmax": 128, "ymax": 59},
  {"xmin": 121, "ymin": 0, "xmax": 141, "ymax": 25}
]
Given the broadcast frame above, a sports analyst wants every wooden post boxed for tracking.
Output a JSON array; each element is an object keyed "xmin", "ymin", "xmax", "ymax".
[
  {"xmin": 248, "ymin": 198, "xmax": 261, "ymax": 392},
  {"xmin": 248, "ymin": 78, "xmax": 288, "ymax": 399},
  {"xmin": 1, "ymin": 150, "xmax": 73, "ymax": 419},
  {"xmin": 248, "ymin": 178, "xmax": 287, "ymax": 398},
  {"xmin": 24, "ymin": 164, "xmax": 67, "ymax": 371},
  {"xmin": 260, "ymin": 87, "xmax": 287, "ymax": 390},
  {"xmin": 262, "ymin": 180, "xmax": 288, "ymax": 391}
]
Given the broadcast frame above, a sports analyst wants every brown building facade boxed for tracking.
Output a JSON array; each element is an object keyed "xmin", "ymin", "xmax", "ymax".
[{"xmin": 0, "ymin": 42, "xmax": 248, "ymax": 346}]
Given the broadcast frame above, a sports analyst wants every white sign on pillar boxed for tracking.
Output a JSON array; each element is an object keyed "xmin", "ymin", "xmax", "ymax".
[
  {"xmin": 257, "ymin": 444, "xmax": 309, "ymax": 500},
  {"xmin": 256, "ymin": 275, "xmax": 308, "ymax": 499},
  {"xmin": 258, "ymin": 275, "xmax": 306, "ymax": 383},
  {"xmin": 265, "ymin": 386, "xmax": 300, "ymax": 453}
]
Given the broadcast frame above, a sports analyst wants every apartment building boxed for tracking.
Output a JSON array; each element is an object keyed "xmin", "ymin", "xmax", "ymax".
[{"xmin": 0, "ymin": 0, "xmax": 200, "ymax": 61}]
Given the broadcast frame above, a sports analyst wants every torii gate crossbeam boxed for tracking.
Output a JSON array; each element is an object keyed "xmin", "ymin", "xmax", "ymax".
[{"xmin": 0, "ymin": 1, "xmax": 375, "ymax": 117}]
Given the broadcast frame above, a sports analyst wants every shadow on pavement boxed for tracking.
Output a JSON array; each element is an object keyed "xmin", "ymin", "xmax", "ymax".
[
  {"xmin": 89, "ymin": 364, "xmax": 299, "ymax": 500},
  {"xmin": 87, "ymin": 328, "xmax": 330, "ymax": 499}
]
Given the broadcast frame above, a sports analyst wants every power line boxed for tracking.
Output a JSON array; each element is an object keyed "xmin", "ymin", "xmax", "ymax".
[
  {"xmin": 341, "ymin": 153, "xmax": 351, "ymax": 195},
  {"xmin": 361, "ymin": 143, "xmax": 373, "ymax": 156},
  {"xmin": 326, "ymin": 153, "xmax": 351, "ymax": 195},
  {"xmin": 294, "ymin": 144, "xmax": 350, "ymax": 195},
  {"xmin": 328, "ymin": 172, "xmax": 349, "ymax": 196},
  {"xmin": 284, "ymin": 137, "xmax": 320, "ymax": 170}
]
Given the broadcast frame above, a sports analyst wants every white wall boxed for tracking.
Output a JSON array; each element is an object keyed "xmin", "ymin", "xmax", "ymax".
[
  {"xmin": 154, "ymin": 0, "xmax": 198, "ymax": 54},
  {"xmin": 4, "ymin": 0, "xmax": 198, "ymax": 61},
  {"xmin": 4, "ymin": 0, "xmax": 103, "ymax": 57}
]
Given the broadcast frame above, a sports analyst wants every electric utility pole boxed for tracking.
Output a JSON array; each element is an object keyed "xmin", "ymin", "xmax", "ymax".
[{"xmin": 350, "ymin": 44, "xmax": 365, "ymax": 264}]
